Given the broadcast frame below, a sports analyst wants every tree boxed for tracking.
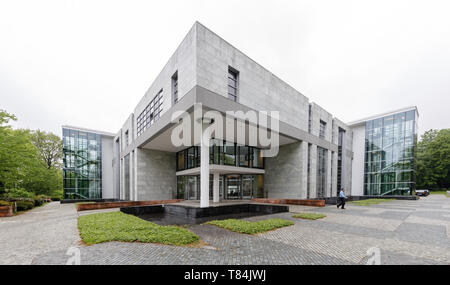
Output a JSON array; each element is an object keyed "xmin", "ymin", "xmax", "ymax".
[
  {"xmin": 416, "ymin": 129, "xmax": 450, "ymax": 190},
  {"xmin": 0, "ymin": 110, "xmax": 63, "ymax": 198},
  {"xmin": 0, "ymin": 111, "xmax": 37, "ymax": 193},
  {"xmin": 30, "ymin": 129, "xmax": 62, "ymax": 169}
]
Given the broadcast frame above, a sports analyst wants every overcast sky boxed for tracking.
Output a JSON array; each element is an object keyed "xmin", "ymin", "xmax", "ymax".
[{"xmin": 1, "ymin": 0, "xmax": 449, "ymax": 137}]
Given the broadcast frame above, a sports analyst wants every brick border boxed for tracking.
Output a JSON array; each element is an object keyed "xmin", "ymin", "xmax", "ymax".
[
  {"xmin": 76, "ymin": 199, "xmax": 184, "ymax": 211},
  {"xmin": 0, "ymin": 205, "xmax": 13, "ymax": 217}
]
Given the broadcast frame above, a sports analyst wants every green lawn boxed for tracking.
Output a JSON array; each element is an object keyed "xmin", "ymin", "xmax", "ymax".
[
  {"xmin": 349, "ymin": 198, "xmax": 395, "ymax": 206},
  {"xmin": 429, "ymin": 191, "xmax": 450, "ymax": 197},
  {"xmin": 292, "ymin": 213, "xmax": 327, "ymax": 220},
  {"xmin": 78, "ymin": 211, "xmax": 200, "ymax": 246},
  {"xmin": 206, "ymin": 218, "xmax": 294, "ymax": 234}
]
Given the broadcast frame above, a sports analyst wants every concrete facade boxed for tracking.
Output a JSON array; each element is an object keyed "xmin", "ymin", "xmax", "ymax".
[{"xmin": 135, "ymin": 148, "xmax": 176, "ymax": 201}]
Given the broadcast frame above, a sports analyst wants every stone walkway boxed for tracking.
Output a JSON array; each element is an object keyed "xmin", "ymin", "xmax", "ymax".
[
  {"xmin": 0, "ymin": 202, "xmax": 80, "ymax": 265},
  {"xmin": 3, "ymin": 196, "xmax": 450, "ymax": 265}
]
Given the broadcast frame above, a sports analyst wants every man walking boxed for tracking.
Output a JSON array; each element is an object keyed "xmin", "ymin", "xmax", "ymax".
[{"xmin": 337, "ymin": 188, "xmax": 347, "ymax": 209}]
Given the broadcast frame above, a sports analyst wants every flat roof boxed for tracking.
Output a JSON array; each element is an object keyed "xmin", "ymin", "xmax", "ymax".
[
  {"xmin": 62, "ymin": 125, "xmax": 116, "ymax": 137},
  {"xmin": 347, "ymin": 106, "xmax": 418, "ymax": 127}
]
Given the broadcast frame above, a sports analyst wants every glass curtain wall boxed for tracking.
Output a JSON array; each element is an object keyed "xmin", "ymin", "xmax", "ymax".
[
  {"xmin": 63, "ymin": 128, "xmax": 102, "ymax": 199},
  {"xmin": 176, "ymin": 174, "xmax": 264, "ymax": 200},
  {"xmin": 176, "ymin": 139, "xmax": 264, "ymax": 171},
  {"xmin": 364, "ymin": 110, "xmax": 416, "ymax": 195}
]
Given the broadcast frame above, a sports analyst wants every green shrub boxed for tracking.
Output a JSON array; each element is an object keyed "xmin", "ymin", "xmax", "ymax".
[
  {"xmin": 0, "ymin": 200, "xmax": 12, "ymax": 207},
  {"xmin": 50, "ymin": 196, "xmax": 61, "ymax": 201},
  {"xmin": 33, "ymin": 195, "xmax": 49, "ymax": 206},
  {"xmin": 15, "ymin": 200, "xmax": 35, "ymax": 211},
  {"xmin": 4, "ymin": 188, "xmax": 35, "ymax": 199}
]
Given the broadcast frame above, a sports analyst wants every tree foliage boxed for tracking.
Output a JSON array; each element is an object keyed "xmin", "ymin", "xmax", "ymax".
[
  {"xmin": 0, "ymin": 110, "xmax": 63, "ymax": 198},
  {"xmin": 30, "ymin": 129, "xmax": 62, "ymax": 169},
  {"xmin": 416, "ymin": 129, "xmax": 450, "ymax": 190}
]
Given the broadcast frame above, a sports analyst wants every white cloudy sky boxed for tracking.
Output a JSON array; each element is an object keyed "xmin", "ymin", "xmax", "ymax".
[{"xmin": 1, "ymin": 0, "xmax": 449, "ymax": 137}]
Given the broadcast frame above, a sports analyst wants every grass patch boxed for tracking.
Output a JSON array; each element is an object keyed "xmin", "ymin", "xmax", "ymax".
[
  {"xmin": 206, "ymin": 218, "xmax": 294, "ymax": 234},
  {"xmin": 429, "ymin": 191, "xmax": 450, "ymax": 197},
  {"xmin": 292, "ymin": 213, "xmax": 326, "ymax": 220},
  {"xmin": 78, "ymin": 211, "xmax": 200, "ymax": 246},
  {"xmin": 349, "ymin": 198, "xmax": 395, "ymax": 206}
]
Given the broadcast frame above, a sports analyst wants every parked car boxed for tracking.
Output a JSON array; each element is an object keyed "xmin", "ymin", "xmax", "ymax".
[{"xmin": 415, "ymin": 189, "xmax": 430, "ymax": 196}]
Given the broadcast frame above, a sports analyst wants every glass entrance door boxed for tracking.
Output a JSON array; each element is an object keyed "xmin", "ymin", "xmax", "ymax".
[
  {"xmin": 242, "ymin": 175, "xmax": 253, "ymax": 199},
  {"xmin": 187, "ymin": 176, "xmax": 198, "ymax": 200},
  {"xmin": 226, "ymin": 175, "xmax": 241, "ymax": 199}
]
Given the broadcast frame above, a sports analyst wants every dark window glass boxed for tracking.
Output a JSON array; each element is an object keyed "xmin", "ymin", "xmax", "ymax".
[
  {"xmin": 137, "ymin": 89, "xmax": 164, "ymax": 136},
  {"xmin": 172, "ymin": 71, "xmax": 178, "ymax": 105},
  {"xmin": 238, "ymin": 146, "xmax": 249, "ymax": 167},
  {"xmin": 223, "ymin": 142, "xmax": 236, "ymax": 166},
  {"xmin": 227, "ymin": 67, "xmax": 239, "ymax": 102},
  {"xmin": 319, "ymin": 120, "xmax": 326, "ymax": 139}
]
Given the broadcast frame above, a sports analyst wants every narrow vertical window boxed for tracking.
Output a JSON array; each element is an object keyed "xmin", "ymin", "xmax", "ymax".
[
  {"xmin": 172, "ymin": 71, "xmax": 178, "ymax": 105},
  {"xmin": 319, "ymin": 120, "xmax": 326, "ymax": 139},
  {"xmin": 125, "ymin": 130, "xmax": 129, "ymax": 146},
  {"xmin": 227, "ymin": 67, "xmax": 239, "ymax": 102}
]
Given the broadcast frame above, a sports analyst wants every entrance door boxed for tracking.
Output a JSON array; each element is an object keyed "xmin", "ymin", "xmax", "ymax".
[
  {"xmin": 187, "ymin": 176, "xmax": 198, "ymax": 200},
  {"xmin": 226, "ymin": 175, "xmax": 241, "ymax": 199},
  {"xmin": 242, "ymin": 175, "xmax": 253, "ymax": 199}
]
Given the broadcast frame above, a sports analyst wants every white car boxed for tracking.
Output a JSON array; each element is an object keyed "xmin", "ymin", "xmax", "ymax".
[{"xmin": 415, "ymin": 189, "xmax": 430, "ymax": 196}]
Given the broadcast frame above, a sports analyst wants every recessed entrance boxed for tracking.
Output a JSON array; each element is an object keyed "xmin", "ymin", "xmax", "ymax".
[{"xmin": 177, "ymin": 174, "xmax": 264, "ymax": 200}]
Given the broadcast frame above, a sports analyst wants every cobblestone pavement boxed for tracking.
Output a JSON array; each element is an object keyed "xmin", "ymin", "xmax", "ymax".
[
  {"xmin": 0, "ymin": 202, "xmax": 80, "ymax": 265},
  {"xmin": 19, "ymin": 195, "xmax": 450, "ymax": 264}
]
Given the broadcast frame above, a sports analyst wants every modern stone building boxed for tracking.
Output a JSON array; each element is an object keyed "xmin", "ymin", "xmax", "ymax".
[{"xmin": 62, "ymin": 22, "xmax": 418, "ymax": 204}]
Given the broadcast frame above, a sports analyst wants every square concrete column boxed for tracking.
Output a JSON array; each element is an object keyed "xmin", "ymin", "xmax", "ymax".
[
  {"xmin": 332, "ymin": 151, "xmax": 338, "ymax": 197},
  {"xmin": 309, "ymin": 145, "xmax": 317, "ymax": 199},
  {"xmin": 326, "ymin": 150, "xmax": 332, "ymax": 197},
  {"xmin": 213, "ymin": 172, "xmax": 220, "ymax": 203},
  {"xmin": 200, "ymin": 124, "xmax": 210, "ymax": 208},
  {"xmin": 299, "ymin": 141, "xmax": 308, "ymax": 199}
]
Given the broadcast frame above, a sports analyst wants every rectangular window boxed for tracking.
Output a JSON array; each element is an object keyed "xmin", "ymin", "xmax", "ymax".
[
  {"xmin": 238, "ymin": 146, "xmax": 249, "ymax": 167},
  {"xmin": 136, "ymin": 89, "xmax": 164, "ymax": 136},
  {"xmin": 319, "ymin": 120, "xmax": 326, "ymax": 139},
  {"xmin": 223, "ymin": 141, "xmax": 236, "ymax": 166},
  {"xmin": 227, "ymin": 67, "xmax": 239, "ymax": 102},
  {"xmin": 125, "ymin": 130, "xmax": 129, "ymax": 146},
  {"xmin": 172, "ymin": 71, "xmax": 178, "ymax": 105}
]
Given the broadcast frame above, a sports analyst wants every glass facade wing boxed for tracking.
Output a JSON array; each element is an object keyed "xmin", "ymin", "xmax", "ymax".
[
  {"xmin": 62, "ymin": 128, "xmax": 103, "ymax": 199},
  {"xmin": 175, "ymin": 139, "xmax": 265, "ymax": 172},
  {"xmin": 363, "ymin": 110, "xmax": 416, "ymax": 195}
]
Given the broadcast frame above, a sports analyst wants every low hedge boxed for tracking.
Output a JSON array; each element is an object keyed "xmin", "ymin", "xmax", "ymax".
[
  {"xmin": 0, "ymin": 200, "xmax": 13, "ymax": 207},
  {"xmin": 16, "ymin": 200, "xmax": 35, "ymax": 211}
]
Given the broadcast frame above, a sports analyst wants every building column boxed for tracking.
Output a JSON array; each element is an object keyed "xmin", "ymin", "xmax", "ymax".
[
  {"xmin": 299, "ymin": 141, "xmax": 308, "ymax": 199},
  {"xmin": 326, "ymin": 150, "xmax": 332, "ymax": 197},
  {"xmin": 309, "ymin": 144, "xmax": 317, "ymax": 198},
  {"xmin": 200, "ymin": 124, "xmax": 210, "ymax": 208},
  {"xmin": 213, "ymin": 172, "xmax": 220, "ymax": 203},
  {"xmin": 332, "ymin": 151, "xmax": 338, "ymax": 197}
]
